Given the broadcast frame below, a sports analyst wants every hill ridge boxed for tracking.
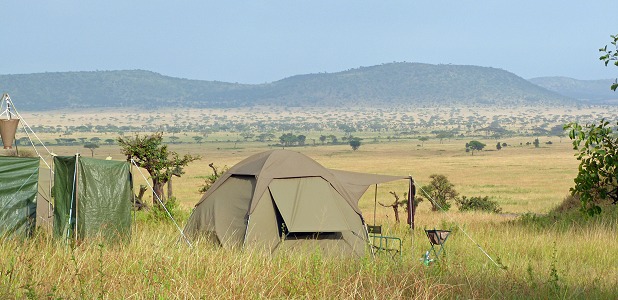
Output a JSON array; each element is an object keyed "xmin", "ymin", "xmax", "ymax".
[{"xmin": 0, "ymin": 62, "xmax": 575, "ymax": 110}]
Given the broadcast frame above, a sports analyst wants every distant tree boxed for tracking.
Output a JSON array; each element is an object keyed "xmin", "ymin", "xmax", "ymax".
[
  {"xmin": 104, "ymin": 138, "xmax": 115, "ymax": 145},
  {"xmin": 279, "ymin": 133, "xmax": 298, "ymax": 148},
  {"xmin": 338, "ymin": 124, "xmax": 356, "ymax": 137},
  {"xmin": 78, "ymin": 137, "xmax": 87, "ymax": 144},
  {"xmin": 192, "ymin": 136, "xmax": 204, "ymax": 144},
  {"xmin": 319, "ymin": 135, "xmax": 327, "ymax": 145},
  {"xmin": 349, "ymin": 137, "xmax": 362, "ymax": 151},
  {"xmin": 416, "ymin": 174, "xmax": 458, "ymax": 211},
  {"xmin": 257, "ymin": 133, "xmax": 275, "ymax": 142},
  {"xmin": 418, "ymin": 136, "xmax": 429, "ymax": 146},
  {"xmin": 550, "ymin": 124, "xmax": 566, "ymax": 142},
  {"xmin": 90, "ymin": 137, "xmax": 101, "ymax": 144},
  {"xmin": 297, "ymin": 135, "xmax": 307, "ymax": 146},
  {"xmin": 118, "ymin": 132, "xmax": 200, "ymax": 206},
  {"xmin": 466, "ymin": 140, "xmax": 486, "ymax": 155},
  {"xmin": 83, "ymin": 143, "xmax": 99, "ymax": 157},
  {"xmin": 599, "ymin": 34, "xmax": 618, "ymax": 91},
  {"xmin": 435, "ymin": 131, "xmax": 454, "ymax": 144},
  {"xmin": 496, "ymin": 142, "xmax": 502, "ymax": 150},
  {"xmin": 241, "ymin": 132, "xmax": 255, "ymax": 141},
  {"xmin": 169, "ymin": 136, "xmax": 180, "ymax": 144},
  {"xmin": 15, "ymin": 137, "xmax": 30, "ymax": 146},
  {"xmin": 533, "ymin": 138, "xmax": 540, "ymax": 148}
]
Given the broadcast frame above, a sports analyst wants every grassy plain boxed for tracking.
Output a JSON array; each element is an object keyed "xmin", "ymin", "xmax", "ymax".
[{"xmin": 2, "ymin": 107, "xmax": 618, "ymax": 298}]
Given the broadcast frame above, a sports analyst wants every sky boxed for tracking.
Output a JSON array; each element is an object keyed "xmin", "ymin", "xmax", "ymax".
[{"xmin": 1, "ymin": 1, "xmax": 617, "ymax": 84}]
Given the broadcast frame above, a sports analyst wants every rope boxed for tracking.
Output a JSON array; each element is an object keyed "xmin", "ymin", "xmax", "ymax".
[
  {"xmin": 130, "ymin": 158, "xmax": 193, "ymax": 248},
  {"xmin": 417, "ymin": 184, "xmax": 504, "ymax": 269}
]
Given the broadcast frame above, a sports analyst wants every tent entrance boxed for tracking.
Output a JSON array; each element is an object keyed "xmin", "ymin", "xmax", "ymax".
[{"xmin": 268, "ymin": 177, "xmax": 352, "ymax": 236}]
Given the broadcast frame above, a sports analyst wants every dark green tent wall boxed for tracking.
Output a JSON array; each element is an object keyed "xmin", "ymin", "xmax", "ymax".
[
  {"xmin": 0, "ymin": 156, "xmax": 40, "ymax": 238},
  {"xmin": 53, "ymin": 156, "xmax": 132, "ymax": 242}
]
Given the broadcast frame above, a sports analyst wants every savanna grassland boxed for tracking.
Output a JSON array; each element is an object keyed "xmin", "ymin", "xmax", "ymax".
[{"xmin": 2, "ymin": 105, "xmax": 618, "ymax": 299}]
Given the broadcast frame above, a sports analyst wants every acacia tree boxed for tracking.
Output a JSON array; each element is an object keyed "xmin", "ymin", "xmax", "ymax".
[
  {"xmin": 565, "ymin": 120, "xmax": 618, "ymax": 215},
  {"xmin": 349, "ymin": 137, "xmax": 362, "ymax": 151},
  {"xmin": 118, "ymin": 132, "xmax": 200, "ymax": 206},
  {"xmin": 83, "ymin": 143, "xmax": 99, "ymax": 157},
  {"xmin": 466, "ymin": 140, "xmax": 486, "ymax": 155}
]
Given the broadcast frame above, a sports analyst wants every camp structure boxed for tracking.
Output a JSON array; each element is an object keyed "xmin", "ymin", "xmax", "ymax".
[
  {"xmin": 0, "ymin": 93, "xmax": 20, "ymax": 150},
  {"xmin": 0, "ymin": 156, "xmax": 40, "ymax": 238},
  {"xmin": 53, "ymin": 155, "xmax": 133, "ymax": 242},
  {"xmin": 183, "ymin": 149, "xmax": 408, "ymax": 257}
]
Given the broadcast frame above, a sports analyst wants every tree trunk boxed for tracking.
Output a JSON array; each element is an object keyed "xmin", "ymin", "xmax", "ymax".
[
  {"xmin": 152, "ymin": 180, "xmax": 165, "ymax": 206},
  {"xmin": 392, "ymin": 206, "xmax": 400, "ymax": 223},
  {"xmin": 167, "ymin": 177, "xmax": 173, "ymax": 199}
]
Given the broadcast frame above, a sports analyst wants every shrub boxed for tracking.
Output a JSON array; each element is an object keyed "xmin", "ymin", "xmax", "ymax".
[
  {"xmin": 417, "ymin": 174, "xmax": 458, "ymax": 211},
  {"xmin": 456, "ymin": 196, "xmax": 502, "ymax": 213},
  {"xmin": 149, "ymin": 196, "xmax": 180, "ymax": 222}
]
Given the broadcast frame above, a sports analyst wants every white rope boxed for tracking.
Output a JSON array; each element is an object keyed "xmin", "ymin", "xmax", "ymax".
[
  {"xmin": 418, "ymin": 184, "xmax": 504, "ymax": 269},
  {"xmin": 130, "ymin": 158, "xmax": 193, "ymax": 248}
]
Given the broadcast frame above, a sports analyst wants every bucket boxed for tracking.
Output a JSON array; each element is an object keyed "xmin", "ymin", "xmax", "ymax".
[{"xmin": 0, "ymin": 118, "xmax": 20, "ymax": 149}]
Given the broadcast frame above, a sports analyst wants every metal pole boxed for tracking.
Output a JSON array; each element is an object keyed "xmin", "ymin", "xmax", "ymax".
[
  {"xmin": 373, "ymin": 184, "xmax": 377, "ymax": 227},
  {"xmin": 74, "ymin": 154, "xmax": 80, "ymax": 243}
]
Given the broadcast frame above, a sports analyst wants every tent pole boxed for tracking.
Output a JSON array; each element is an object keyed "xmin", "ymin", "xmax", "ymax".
[
  {"xmin": 67, "ymin": 155, "xmax": 78, "ymax": 243},
  {"xmin": 373, "ymin": 184, "xmax": 377, "ymax": 227},
  {"xmin": 49, "ymin": 158, "xmax": 54, "ymax": 218},
  {"xmin": 131, "ymin": 162, "xmax": 136, "ymax": 233},
  {"xmin": 242, "ymin": 214, "xmax": 251, "ymax": 249},
  {"xmin": 74, "ymin": 154, "xmax": 80, "ymax": 244},
  {"xmin": 408, "ymin": 176, "xmax": 416, "ymax": 256}
]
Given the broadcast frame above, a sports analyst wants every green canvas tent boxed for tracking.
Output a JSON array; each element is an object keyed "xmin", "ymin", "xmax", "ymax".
[
  {"xmin": 0, "ymin": 156, "xmax": 39, "ymax": 238},
  {"xmin": 53, "ymin": 156, "xmax": 132, "ymax": 242},
  {"xmin": 184, "ymin": 150, "xmax": 405, "ymax": 257}
]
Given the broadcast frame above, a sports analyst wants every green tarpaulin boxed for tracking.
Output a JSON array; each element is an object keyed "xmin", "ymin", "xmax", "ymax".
[
  {"xmin": 0, "ymin": 156, "xmax": 40, "ymax": 238},
  {"xmin": 53, "ymin": 156, "xmax": 132, "ymax": 241}
]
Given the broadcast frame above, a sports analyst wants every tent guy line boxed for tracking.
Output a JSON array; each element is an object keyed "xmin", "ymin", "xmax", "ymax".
[
  {"xmin": 417, "ymin": 184, "xmax": 503, "ymax": 269},
  {"xmin": 130, "ymin": 158, "xmax": 193, "ymax": 248}
]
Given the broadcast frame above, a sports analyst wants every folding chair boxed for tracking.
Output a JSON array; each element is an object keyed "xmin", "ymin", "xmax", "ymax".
[
  {"xmin": 367, "ymin": 225, "xmax": 402, "ymax": 259},
  {"xmin": 423, "ymin": 228, "xmax": 451, "ymax": 265}
]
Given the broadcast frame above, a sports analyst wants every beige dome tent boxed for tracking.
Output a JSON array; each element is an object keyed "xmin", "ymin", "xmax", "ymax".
[{"xmin": 184, "ymin": 150, "xmax": 407, "ymax": 257}]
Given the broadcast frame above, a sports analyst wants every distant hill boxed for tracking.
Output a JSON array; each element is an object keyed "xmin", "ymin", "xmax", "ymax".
[
  {"xmin": 0, "ymin": 62, "xmax": 575, "ymax": 110},
  {"xmin": 528, "ymin": 76, "xmax": 618, "ymax": 104}
]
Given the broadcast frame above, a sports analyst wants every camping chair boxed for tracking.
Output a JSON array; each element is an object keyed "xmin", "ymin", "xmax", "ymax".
[
  {"xmin": 423, "ymin": 228, "xmax": 451, "ymax": 265},
  {"xmin": 367, "ymin": 225, "xmax": 402, "ymax": 259}
]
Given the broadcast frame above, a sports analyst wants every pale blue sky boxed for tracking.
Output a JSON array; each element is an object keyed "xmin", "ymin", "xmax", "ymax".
[{"xmin": 1, "ymin": 1, "xmax": 616, "ymax": 83}]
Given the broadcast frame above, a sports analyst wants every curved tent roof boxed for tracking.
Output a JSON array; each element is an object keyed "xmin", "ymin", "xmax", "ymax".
[{"xmin": 194, "ymin": 149, "xmax": 406, "ymax": 215}]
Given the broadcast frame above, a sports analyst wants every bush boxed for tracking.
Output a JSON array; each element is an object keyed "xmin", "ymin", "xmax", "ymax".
[
  {"xmin": 149, "ymin": 196, "xmax": 180, "ymax": 222},
  {"xmin": 417, "ymin": 174, "xmax": 458, "ymax": 211},
  {"xmin": 456, "ymin": 196, "xmax": 502, "ymax": 213}
]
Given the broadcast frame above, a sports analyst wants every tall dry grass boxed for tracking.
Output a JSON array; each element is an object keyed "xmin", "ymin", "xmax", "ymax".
[
  {"xmin": 2, "ymin": 213, "xmax": 616, "ymax": 299},
  {"xmin": 5, "ymin": 130, "xmax": 617, "ymax": 298}
]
